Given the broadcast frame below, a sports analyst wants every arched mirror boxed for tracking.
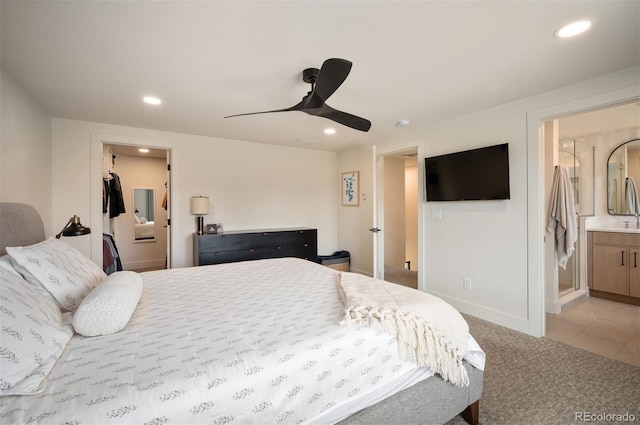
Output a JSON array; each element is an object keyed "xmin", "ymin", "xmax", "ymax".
[
  {"xmin": 133, "ymin": 188, "xmax": 156, "ymax": 241},
  {"xmin": 607, "ymin": 138, "xmax": 640, "ymax": 215}
]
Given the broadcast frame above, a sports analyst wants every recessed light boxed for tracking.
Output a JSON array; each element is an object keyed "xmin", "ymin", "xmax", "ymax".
[
  {"xmin": 324, "ymin": 128, "xmax": 336, "ymax": 135},
  {"xmin": 396, "ymin": 119, "xmax": 411, "ymax": 127},
  {"xmin": 143, "ymin": 96, "xmax": 162, "ymax": 105},
  {"xmin": 554, "ymin": 20, "xmax": 593, "ymax": 38},
  {"xmin": 138, "ymin": 148, "xmax": 149, "ymax": 153}
]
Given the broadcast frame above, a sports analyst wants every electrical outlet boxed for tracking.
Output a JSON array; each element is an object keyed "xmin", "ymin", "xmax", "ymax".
[
  {"xmin": 431, "ymin": 208, "xmax": 442, "ymax": 219},
  {"xmin": 463, "ymin": 277, "xmax": 472, "ymax": 290}
]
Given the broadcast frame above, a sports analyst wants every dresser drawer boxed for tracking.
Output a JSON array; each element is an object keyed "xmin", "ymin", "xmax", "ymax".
[
  {"xmin": 194, "ymin": 228, "xmax": 317, "ymax": 266},
  {"xmin": 197, "ymin": 233, "xmax": 245, "ymax": 253}
]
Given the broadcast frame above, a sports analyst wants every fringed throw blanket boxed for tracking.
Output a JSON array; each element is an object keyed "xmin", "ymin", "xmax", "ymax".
[{"xmin": 337, "ymin": 272, "xmax": 470, "ymax": 387}]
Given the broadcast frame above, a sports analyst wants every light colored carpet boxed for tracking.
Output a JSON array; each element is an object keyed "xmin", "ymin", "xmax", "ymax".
[
  {"xmin": 384, "ymin": 264, "xmax": 418, "ymax": 289},
  {"xmin": 445, "ymin": 314, "xmax": 640, "ymax": 425}
]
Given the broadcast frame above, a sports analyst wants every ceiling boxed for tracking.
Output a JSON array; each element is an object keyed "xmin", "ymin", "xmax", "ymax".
[{"xmin": 2, "ymin": 1, "xmax": 639, "ymax": 152}]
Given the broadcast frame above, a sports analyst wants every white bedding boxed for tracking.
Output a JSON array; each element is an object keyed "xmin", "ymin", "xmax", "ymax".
[
  {"xmin": 134, "ymin": 221, "xmax": 154, "ymax": 239},
  {"xmin": 0, "ymin": 258, "xmax": 484, "ymax": 424}
]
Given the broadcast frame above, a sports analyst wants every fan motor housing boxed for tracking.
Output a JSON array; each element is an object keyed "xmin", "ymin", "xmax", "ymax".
[{"xmin": 303, "ymin": 68, "xmax": 319, "ymax": 84}]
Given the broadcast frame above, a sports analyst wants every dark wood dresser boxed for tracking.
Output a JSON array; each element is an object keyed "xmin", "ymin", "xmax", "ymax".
[{"xmin": 193, "ymin": 228, "xmax": 317, "ymax": 266}]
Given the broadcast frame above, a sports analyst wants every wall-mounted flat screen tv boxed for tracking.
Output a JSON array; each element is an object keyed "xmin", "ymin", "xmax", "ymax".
[{"xmin": 425, "ymin": 143, "xmax": 510, "ymax": 201}]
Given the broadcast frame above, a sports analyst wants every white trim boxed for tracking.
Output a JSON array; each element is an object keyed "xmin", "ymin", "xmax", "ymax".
[{"xmin": 526, "ymin": 84, "xmax": 640, "ymax": 337}]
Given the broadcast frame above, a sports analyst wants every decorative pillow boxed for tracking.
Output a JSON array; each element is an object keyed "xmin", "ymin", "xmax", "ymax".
[
  {"xmin": 140, "ymin": 217, "xmax": 148, "ymax": 224},
  {"xmin": 134, "ymin": 215, "xmax": 141, "ymax": 224},
  {"xmin": 0, "ymin": 255, "xmax": 21, "ymax": 277},
  {"xmin": 0, "ymin": 268, "xmax": 74, "ymax": 396},
  {"xmin": 6, "ymin": 238, "xmax": 107, "ymax": 311},
  {"xmin": 72, "ymin": 271, "xmax": 143, "ymax": 337}
]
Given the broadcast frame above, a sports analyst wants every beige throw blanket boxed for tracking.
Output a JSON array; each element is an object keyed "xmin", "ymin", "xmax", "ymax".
[{"xmin": 337, "ymin": 272, "xmax": 469, "ymax": 387}]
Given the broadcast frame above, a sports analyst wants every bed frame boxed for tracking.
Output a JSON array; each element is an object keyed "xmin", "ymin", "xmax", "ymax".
[{"xmin": 0, "ymin": 202, "xmax": 481, "ymax": 425}]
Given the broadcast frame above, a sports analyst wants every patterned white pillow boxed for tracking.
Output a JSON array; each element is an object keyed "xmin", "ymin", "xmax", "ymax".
[
  {"xmin": 0, "ymin": 268, "xmax": 74, "ymax": 396},
  {"xmin": 0, "ymin": 255, "xmax": 21, "ymax": 277},
  {"xmin": 7, "ymin": 238, "xmax": 107, "ymax": 311},
  {"xmin": 73, "ymin": 271, "xmax": 143, "ymax": 337}
]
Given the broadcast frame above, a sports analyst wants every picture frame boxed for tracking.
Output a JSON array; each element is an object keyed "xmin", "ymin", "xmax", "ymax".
[
  {"xmin": 206, "ymin": 223, "xmax": 224, "ymax": 234},
  {"xmin": 341, "ymin": 171, "xmax": 360, "ymax": 206}
]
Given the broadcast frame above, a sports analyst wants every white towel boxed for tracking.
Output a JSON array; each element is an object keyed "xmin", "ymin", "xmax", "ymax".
[
  {"xmin": 625, "ymin": 177, "xmax": 639, "ymax": 215},
  {"xmin": 547, "ymin": 166, "xmax": 578, "ymax": 269}
]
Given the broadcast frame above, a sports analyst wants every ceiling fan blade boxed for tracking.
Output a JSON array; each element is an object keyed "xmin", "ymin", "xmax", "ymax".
[
  {"xmin": 306, "ymin": 58, "xmax": 352, "ymax": 108},
  {"xmin": 224, "ymin": 99, "xmax": 305, "ymax": 119},
  {"xmin": 307, "ymin": 104, "xmax": 371, "ymax": 132}
]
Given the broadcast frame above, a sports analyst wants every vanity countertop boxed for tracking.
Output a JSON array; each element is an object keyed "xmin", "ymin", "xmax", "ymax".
[{"xmin": 587, "ymin": 227, "xmax": 640, "ymax": 234}]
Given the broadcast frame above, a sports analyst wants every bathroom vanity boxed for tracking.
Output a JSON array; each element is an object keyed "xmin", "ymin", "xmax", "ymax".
[{"xmin": 587, "ymin": 229, "xmax": 640, "ymax": 305}]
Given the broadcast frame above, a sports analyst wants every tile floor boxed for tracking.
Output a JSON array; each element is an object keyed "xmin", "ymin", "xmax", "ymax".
[{"xmin": 546, "ymin": 296, "xmax": 640, "ymax": 367}]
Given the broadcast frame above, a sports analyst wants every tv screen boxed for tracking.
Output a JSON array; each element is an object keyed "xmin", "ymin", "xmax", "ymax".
[{"xmin": 425, "ymin": 143, "xmax": 510, "ymax": 201}]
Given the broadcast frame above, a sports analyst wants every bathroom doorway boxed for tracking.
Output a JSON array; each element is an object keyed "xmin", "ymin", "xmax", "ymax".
[{"xmin": 544, "ymin": 102, "xmax": 640, "ymax": 315}]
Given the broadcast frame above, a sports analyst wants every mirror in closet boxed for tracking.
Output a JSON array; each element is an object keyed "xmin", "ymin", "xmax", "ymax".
[{"xmin": 133, "ymin": 188, "xmax": 156, "ymax": 241}]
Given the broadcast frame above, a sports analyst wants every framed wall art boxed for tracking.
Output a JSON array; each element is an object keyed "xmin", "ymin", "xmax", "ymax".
[{"xmin": 341, "ymin": 171, "xmax": 359, "ymax": 206}]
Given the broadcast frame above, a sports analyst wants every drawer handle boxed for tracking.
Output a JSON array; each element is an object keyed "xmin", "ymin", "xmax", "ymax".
[
  {"xmin": 263, "ymin": 232, "xmax": 269, "ymax": 236},
  {"xmin": 214, "ymin": 251, "xmax": 220, "ymax": 256},
  {"xmin": 635, "ymin": 252, "xmax": 638, "ymax": 268},
  {"xmin": 304, "ymin": 243, "xmax": 309, "ymax": 247},
  {"xmin": 249, "ymin": 248, "xmax": 254, "ymax": 252},
  {"xmin": 622, "ymin": 251, "xmax": 625, "ymax": 266},
  {"xmin": 277, "ymin": 246, "xmax": 282, "ymax": 250}
]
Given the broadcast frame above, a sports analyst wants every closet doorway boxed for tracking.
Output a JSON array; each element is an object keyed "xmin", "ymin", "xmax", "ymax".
[{"xmin": 103, "ymin": 144, "xmax": 171, "ymax": 272}]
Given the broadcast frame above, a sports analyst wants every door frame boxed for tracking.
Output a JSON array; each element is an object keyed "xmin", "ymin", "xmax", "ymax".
[
  {"xmin": 90, "ymin": 132, "xmax": 178, "ymax": 268},
  {"xmin": 374, "ymin": 140, "xmax": 425, "ymax": 287},
  {"xmin": 526, "ymin": 85, "xmax": 639, "ymax": 337}
]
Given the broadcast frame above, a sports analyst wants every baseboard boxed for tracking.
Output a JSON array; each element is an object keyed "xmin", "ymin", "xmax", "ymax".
[
  {"xmin": 350, "ymin": 267, "xmax": 372, "ymax": 277},
  {"xmin": 428, "ymin": 290, "xmax": 538, "ymax": 337},
  {"xmin": 123, "ymin": 259, "xmax": 165, "ymax": 271}
]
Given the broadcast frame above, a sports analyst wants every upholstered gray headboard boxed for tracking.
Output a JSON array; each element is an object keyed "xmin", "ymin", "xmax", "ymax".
[{"xmin": 0, "ymin": 202, "xmax": 46, "ymax": 255}]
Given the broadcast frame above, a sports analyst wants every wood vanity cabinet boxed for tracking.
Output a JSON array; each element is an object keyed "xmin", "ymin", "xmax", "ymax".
[{"xmin": 587, "ymin": 231, "xmax": 640, "ymax": 304}]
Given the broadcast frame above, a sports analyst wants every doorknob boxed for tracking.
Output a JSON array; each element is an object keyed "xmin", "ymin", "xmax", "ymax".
[{"xmin": 369, "ymin": 227, "xmax": 382, "ymax": 233}]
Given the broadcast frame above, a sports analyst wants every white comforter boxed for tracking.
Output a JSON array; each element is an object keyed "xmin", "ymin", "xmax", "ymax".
[
  {"xmin": 134, "ymin": 221, "xmax": 154, "ymax": 239},
  {"xmin": 0, "ymin": 258, "xmax": 484, "ymax": 424}
]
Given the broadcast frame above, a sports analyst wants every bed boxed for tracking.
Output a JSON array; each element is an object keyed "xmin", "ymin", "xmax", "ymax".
[
  {"xmin": 134, "ymin": 216, "xmax": 155, "ymax": 240},
  {"xmin": 0, "ymin": 202, "xmax": 483, "ymax": 424}
]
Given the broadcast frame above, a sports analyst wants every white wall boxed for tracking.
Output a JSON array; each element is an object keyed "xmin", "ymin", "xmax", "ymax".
[
  {"xmin": 0, "ymin": 69, "xmax": 53, "ymax": 235},
  {"xmin": 384, "ymin": 156, "xmax": 405, "ymax": 268},
  {"xmin": 405, "ymin": 161, "xmax": 418, "ymax": 270},
  {"xmin": 51, "ymin": 119, "xmax": 338, "ymax": 268},
  {"xmin": 338, "ymin": 66, "xmax": 639, "ymax": 335}
]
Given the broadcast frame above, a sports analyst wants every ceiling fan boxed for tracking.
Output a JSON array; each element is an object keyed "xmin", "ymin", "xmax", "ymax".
[{"xmin": 224, "ymin": 58, "xmax": 371, "ymax": 132}]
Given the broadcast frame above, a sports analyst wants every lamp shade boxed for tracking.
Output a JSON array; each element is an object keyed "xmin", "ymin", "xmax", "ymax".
[{"xmin": 190, "ymin": 196, "xmax": 209, "ymax": 215}]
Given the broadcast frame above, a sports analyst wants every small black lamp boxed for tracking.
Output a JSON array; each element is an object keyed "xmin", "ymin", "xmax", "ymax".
[{"xmin": 55, "ymin": 215, "xmax": 91, "ymax": 239}]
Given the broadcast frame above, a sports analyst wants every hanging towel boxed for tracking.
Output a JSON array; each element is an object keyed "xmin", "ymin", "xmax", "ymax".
[
  {"xmin": 547, "ymin": 166, "xmax": 577, "ymax": 269},
  {"xmin": 625, "ymin": 177, "xmax": 639, "ymax": 215}
]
